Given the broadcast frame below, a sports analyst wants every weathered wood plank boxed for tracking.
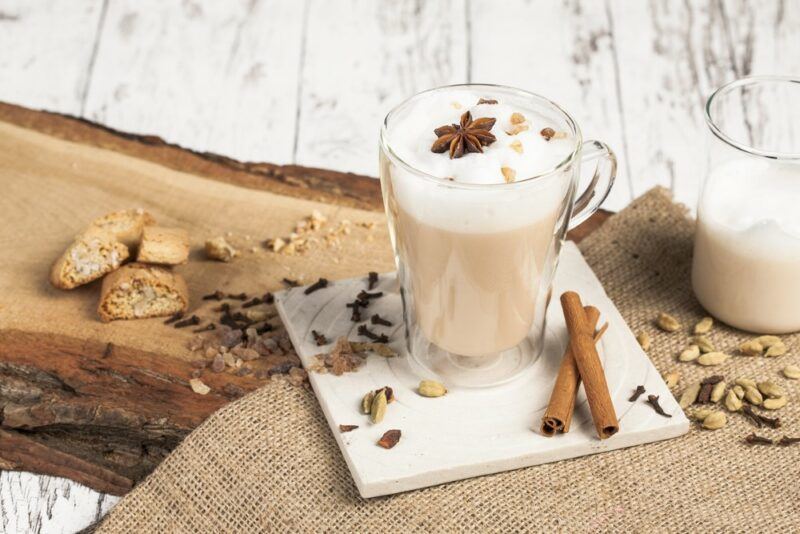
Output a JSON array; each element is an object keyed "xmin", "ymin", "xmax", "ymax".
[
  {"xmin": 83, "ymin": 0, "xmax": 306, "ymax": 164},
  {"xmin": 294, "ymin": 0, "xmax": 468, "ymax": 176},
  {"xmin": 0, "ymin": 0, "xmax": 106, "ymax": 116},
  {"xmin": 469, "ymin": 0, "xmax": 633, "ymax": 211}
]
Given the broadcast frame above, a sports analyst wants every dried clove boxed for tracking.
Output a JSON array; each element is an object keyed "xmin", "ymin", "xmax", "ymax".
[
  {"xmin": 164, "ymin": 312, "xmax": 184, "ymax": 324},
  {"xmin": 371, "ymin": 314, "xmax": 393, "ymax": 327},
  {"xmin": 263, "ymin": 292, "xmax": 275, "ymax": 304},
  {"xmin": 346, "ymin": 298, "xmax": 370, "ymax": 322},
  {"xmin": 377, "ymin": 429, "xmax": 401, "ymax": 449},
  {"xmin": 358, "ymin": 290, "xmax": 384, "ymax": 300},
  {"xmin": 358, "ymin": 324, "xmax": 389, "ymax": 343},
  {"xmin": 312, "ymin": 330, "xmax": 329, "ymax": 346},
  {"xmin": 228, "ymin": 292, "xmax": 247, "ymax": 301},
  {"xmin": 282, "ymin": 278, "xmax": 299, "ymax": 288},
  {"xmin": 698, "ymin": 375, "xmax": 724, "ymax": 404},
  {"xmin": 102, "ymin": 342, "xmax": 114, "ymax": 359},
  {"xmin": 367, "ymin": 271, "xmax": 379, "ymax": 290},
  {"xmin": 628, "ymin": 385, "xmax": 646, "ymax": 402},
  {"xmin": 256, "ymin": 323, "xmax": 273, "ymax": 335},
  {"xmin": 778, "ymin": 436, "xmax": 800, "ymax": 446},
  {"xmin": 213, "ymin": 302, "xmax": 231, "ymax": 314},
  {"xmin": 202, "ymin": 290, "xmax": 225, "ymax": 301},
  {"xmin": 174, "ymin": 315, "xmax": 201, "ymax": 328},
  {"xmin": 192, "ymin": 323, "xmax": 216, "ymax": 333},
  {"xmin": 745, "ymin": 433, "xmax": 773, "ymax": 445},
  {"xmin": 304, "ymin": 277, "xmax": 329, "ymax": 295},
  {"xmin": 741, "ymin": 405, "xmax": 781, "ymax": 429},
  {"xmin": 242, "ymin": 297, "xmax": 263, "ymax": 308},
  {"xmin": 646, "ymin": 395, "xmax": 672, "ymax": 417},
  {"xmin": 339, "ymin": 424, "xmax": 359, "ymax": 433}
]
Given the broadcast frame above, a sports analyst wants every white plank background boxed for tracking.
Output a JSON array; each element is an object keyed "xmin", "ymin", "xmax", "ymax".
[{"xmin": 0, "ymin": 0, "xmax": 797, "ymax": 531}]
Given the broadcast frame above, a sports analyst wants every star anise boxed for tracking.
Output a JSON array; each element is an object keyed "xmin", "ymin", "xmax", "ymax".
[{"xmin": 431, "ymin": 111, "xmax": 497, "ymax": 159}]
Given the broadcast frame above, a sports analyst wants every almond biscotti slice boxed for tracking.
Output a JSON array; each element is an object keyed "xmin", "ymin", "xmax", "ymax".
[
  {"xmin": 98, "ymin": 263, "xmax": 189, "ymax": 322},
  {"xmin": 136, "ymin": 226, "xmax": 190, "ymax": 265},
  {"xmin": 89, "ymin": 208, "xmax": 156, "ymax": 247},
  {"xmin": 50, "ymin": 230, "xmax": 130, "ymax": 289}
]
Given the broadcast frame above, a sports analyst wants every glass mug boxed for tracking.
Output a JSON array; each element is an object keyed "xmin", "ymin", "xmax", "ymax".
[
  {"xmin": 378, "ymin": 84, "xmax": 616, "ymax": 387},
  {"xmin": 692, "ymin": 76, "xmax": 800, "ymax": 334}
]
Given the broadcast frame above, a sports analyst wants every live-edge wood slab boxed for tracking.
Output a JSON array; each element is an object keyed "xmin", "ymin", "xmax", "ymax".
[{"xmin": 0, "ymin": 102, "xmax": 609, "ymax": 495}]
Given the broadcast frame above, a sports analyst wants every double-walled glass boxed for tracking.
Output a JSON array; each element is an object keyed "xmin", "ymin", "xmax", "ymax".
[
  {"xmin": 693, "ymin": 76, "xmax": 800, "ymax": 334},
  {"xmin": 379, "ymin": 84, "xmax": 616, "ymax": 387}
]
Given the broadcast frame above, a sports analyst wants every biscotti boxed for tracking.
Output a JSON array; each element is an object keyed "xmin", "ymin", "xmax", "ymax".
[
  {"xmin": 89, "ymin": 208, "xmax": 156, "ymax": 247},
  {"xmin": 50, "ymin": 230, "xmax": 130, "ymax": 289},
  {"xmin": 98, "ymin": 263, "xmax": 189, "ymax": 322},
  {"xmin": 137, "ymin": 226, "xmax": 190, "ymax": 265}
]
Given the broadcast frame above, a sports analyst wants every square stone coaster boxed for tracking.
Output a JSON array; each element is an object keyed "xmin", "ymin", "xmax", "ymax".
[{"xmin": 274, "ymin": 242, "xmax": 689, "ymax": 498}]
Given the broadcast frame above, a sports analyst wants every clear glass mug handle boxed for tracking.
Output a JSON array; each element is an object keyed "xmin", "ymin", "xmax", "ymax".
[{"xmin": 569, "ymin": 139, "xmax": 617, "ymax": 229}]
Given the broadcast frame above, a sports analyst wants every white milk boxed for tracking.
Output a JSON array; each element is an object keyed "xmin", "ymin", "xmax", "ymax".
[{"xmin": 692, "ymin": 158, "xmax": 800, "ymax": 333}]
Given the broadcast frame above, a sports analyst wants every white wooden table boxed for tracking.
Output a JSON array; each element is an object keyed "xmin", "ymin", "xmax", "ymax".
[{"xmin": 0, "ymin": 0, "xmax": 797, "ymax": 531}]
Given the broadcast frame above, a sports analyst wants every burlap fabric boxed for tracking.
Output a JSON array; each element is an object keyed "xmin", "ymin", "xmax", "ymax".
[{"xmin": 98, "ymin": 188, "xmax": 800, "ymax": 532}]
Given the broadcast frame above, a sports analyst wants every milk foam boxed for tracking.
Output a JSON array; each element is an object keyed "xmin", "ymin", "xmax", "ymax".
[{"xmin": 383, "ymin": 88, "xmax": 576, "ymax": 233}]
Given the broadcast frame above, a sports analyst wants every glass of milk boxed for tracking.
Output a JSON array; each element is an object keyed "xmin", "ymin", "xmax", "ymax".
[
  {"xmin": 379, "ymin": 84, "xmax": 617, "ymax": 386},
  {"xmin": 693, "ymin": 76, "xmax": 800, "ymax": 334}
]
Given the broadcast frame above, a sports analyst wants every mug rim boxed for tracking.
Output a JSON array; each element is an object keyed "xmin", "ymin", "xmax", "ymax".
[
  {"xmin": 380, "ymin": 83, "xmax": 584, "ymax": 190},
  {"xmin": 705, "ymin": 75, "xmax": 800, "ymax": 161}
]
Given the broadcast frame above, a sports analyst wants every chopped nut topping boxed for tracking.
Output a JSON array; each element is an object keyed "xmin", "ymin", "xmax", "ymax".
[
  {"xmin": 510, "ymin": 112, "xmax": 526, "ymax": 125},
  {"xmin": 501, "ymin": 167, "xmax": 517, "ymax": 183},
  {"xmin": 509, "ymin": 140, "xmax": 523, "ymax": 154},
  {"xmin": 506, "ymin": 123, "xmax": 529, "ymax": 136},
  {"xmin": 477, "ymin": 98, "xmax": 498, "ymax": 105}
]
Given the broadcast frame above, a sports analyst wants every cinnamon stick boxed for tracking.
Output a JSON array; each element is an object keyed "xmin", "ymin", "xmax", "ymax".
[
  {"xmin": 560, "ymin": 291, "xmax": 619, "ymax": 439},
  {"xmin": 541, "ymin": 306, "xmax": 601, "ymax": 436}
]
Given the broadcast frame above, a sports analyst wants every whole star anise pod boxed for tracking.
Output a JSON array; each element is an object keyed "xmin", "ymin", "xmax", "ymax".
[{"xmin": 431, "ymin": 111, "xmax": 497, "ymax": 159}]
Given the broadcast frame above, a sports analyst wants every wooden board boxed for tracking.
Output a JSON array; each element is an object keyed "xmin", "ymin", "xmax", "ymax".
[{"xmin": 0, "ymin": 102, "xmax": 608, "ymax": 496}]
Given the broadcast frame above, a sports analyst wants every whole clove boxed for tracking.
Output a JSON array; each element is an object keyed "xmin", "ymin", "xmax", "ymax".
[
  {"xmin": 371, "ymin": 314, "xmax": 393, "ymax": 327},
  {"xmin": 778, "ymin": 436, "xmax": 800, "ymax": 446},
  {"xmin": 282, "ymin": 278, "xmax": 299, "ymax": 287},
  {"xmin": 312, "ymin": 330, "xmax": 329, "ymax": 346},
  {"xmin": 357, "ymin": 290, "xmax": 384, "ymax": 300},
  {"xmin": 164, "ymin": 312, "xmax": 184, "ymax": 324},
  {"xmin": 367, "ymin": 271, "xmax": 379, "ymax": 290},
  {"xmin": 741, "ymin": 405, "xmax": 781, "ymax": 429},
  {"xmin": 174, "ymin": 315, "xmax": 201, "ymax": 328},
  {"xmin": 304, "ymin": 278, "xmax": 329, "ymax": 295},
  {"xmin": 744, "ymin": 433, "xmax": 773, "ymax": 445},
  {"xmin": 242, "ymin": 297, "xmax": 263, "ymax": 308},
  {"xmin": 346, "ymin": 298, "xmax": 370, "ymax": 322},
  {"xmin": 358, "ymin": 324, "xmax": 389, "ymax": 343},
  {"xmin": 697, "ymin": 375, "xmax": 724, "ymax": 404},
  {"xmin": 202, "ymin": 290, "xmax": 225, "ymax": 301},
  {"xmin": 228, "ymin": 292, "xmax": 248, "ymax": 301},
  {"xmin": 263, "ymin": 292, "xmax": 275, "ymax": 304},
  {"xmin": 192, "ymin": 323, "xmax": 216, "ymax": 333},
  {"xmin": 102, "ymin": 342, "xmax": 114, "ymax": 359},
  {"xmin": 646, "ymin": 395, "xmax": 672, "ymax": 418},
  {"xmin": 628, "ymin": 385, "xmax": 646, "ymax": 402},
  {"xmin": 256, "ymin": 323, "xmax": 273, "ymax": 335},
  {"xmin": 214, "ymin": 302, "xmax": 231, "ymax": 314}
]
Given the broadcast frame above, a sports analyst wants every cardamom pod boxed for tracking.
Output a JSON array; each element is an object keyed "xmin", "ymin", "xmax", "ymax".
[
  {"xmin": 656, "ymin": 312, "xmax": 681, "ymax": 332},
  {"xmin": 738, "ymin": 339, "xmax": 764, "ymax": 356},
  {"xmin": 697, "ymin": 351, "xmax": 729, "ymax": 366},
  {"xmin": 694, "ymin": 316, "xmax": 714, "ymax": 335},
  {"xmin": 702, "ymin": 411, "xmax": 727, "ymax": 430},
  {"xmin": 732, "ymin": 385, "xmax": 745, "ymax": 399},
  {"xmin": 762, "ymin": 396, "xmax": 788, "ymax": 410},
  {"xmin": 679, "ymin": 382, "xmax": 701, "ymax": 409},
  {"xmin": 724, "ymin": 389, "xmax": 742, "ymax": 412},
  {"xmin": 636, "ymin": 331, "xmax": 651, "ymax": 351},
  {"xmin": 361, "ymin": 390, "xmax": 375, "ymax": 415},
  {"xmin": 755, "ymin": 335, "xmax": 781, "ymax": 348},
  {"xmin": 764, "ymin": 342, "xmax": 787, "ymax": 357},
  {"xmin": 679, "ymin": 345, "xmax": 701, "ymax": 362},
  {"xmin": 692, "ymin": 408, "xmax": 713, "ymax": 421},
  {"xmin": 710, "ymin": 381, "xmax": 726, "ymax": 403},
  {"xmin": 735, "ymin": 377, "xmax": 757, "ymax": 389},
  {"xmin": 744, "ymin": 385, "xmax": 763, "ymax": 405},
  {"xmin": 663, "ymin": 370, "xmax": 680, "ymax": 388},
  {"xmin": 370, "ymin": 389, "xmax": 387, "ymax": 423},
  {"xmin": 418, "ymin": 380, "xmax": 448, "ymax": 398},
  {"xmin": 693, "ymin": 336, "xmax": 715, "ymax": 354},
  {"xmin": 782, "ymin": 365, "xmax": 800, "ymax": 380},
  {"xmin": 757, "ymin": 381, "xmax": 785, "ymax": 399}
]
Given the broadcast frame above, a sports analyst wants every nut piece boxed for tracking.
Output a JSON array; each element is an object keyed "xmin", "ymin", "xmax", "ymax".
[
  {"xmin": 370, "ymin": 388, "xmax": 388, "ymax": 424},
  {"xmin": 501, "ymin": 167, "xmax": 517, "ymax": 184},
  {"xmin": 757, "ymin": 381, "xmax": 785, "ymax": 399},
  {"xmin": 679, "ymin": 345, "xmax": 701, "ymax": 362},
  {"xmin": 692, "ymin": 336, "xmax": 715, "ymax": 354},
  {"xmin": 189, "ymin": 378, "xmax": 210, "ymax": 395},
  {"xmin": 510, "ymin": 112, "xmax": 526, "ymax": 125},
  {"xmin": 205, "ymin": 236, "xmax": 239, "ymax": 262},
  {"xmin": 361, "ymin": 390, "xmax": 375, "ymax": 415},
  {"xmin": 656, "ymin": 312, "xmax": 681, "ymax": 332},
  {"xmin": 762, "ymin": 396, "xmax": 788, "ymax": 410},
  {"xmin": 663, "ymin": 370, "xmax": 680, "ymax": 388},
  {"xmin": 509, "ymin": 140, "xmax": 523, "ymax": 154},
  {"xmin": 636, "ymin": 331, "xmax": 651, "ymax": 351},
  {"xmin": 738, "ymin": 339, "xmax": 764, "ymax": 356},
  {"xmin": 694, "ymin": 317, "xmax": 714, "ymax": 335},
  {"xmin": 679, "ymin": 382, "xmax": 701, "ymax": 409},
  {"xmin": 710, "ymin": 381, "xmax": 726, "ymax": 403},
  {"xmin": 744, "ymin": 386, "xmax": 763, "ymax": 406},
  {"xmin": 418, "ymin": 380, "xmax": 448, "ymax": 398},
  {"xmin": 697, "ymin": 352, "xmax": 729, "ymax": 366},
  {"xmin": 764, "ymin": 342, "xmax": 787, "ymax": 357},
  {"xmin": 702, "ymin": 411, "xmax": 727, "ymax": 430},
  {"xmin": 724, "ymin": 389, "xmax": 743, "ymax": 412},
  {"xmin": 782, "ymin": 365, "xmax": 800, "ymax": 380}
]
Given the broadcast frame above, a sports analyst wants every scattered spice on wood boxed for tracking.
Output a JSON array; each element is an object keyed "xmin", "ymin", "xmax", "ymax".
[
  {"xmin": 646, "ymin": 395, "xmax": 672, "ymax": 417},
  {"xmin": 242, "ymin": 297, "xmax": 262, "ymax": 308},
  {"xmin": 339, "ymin": 424, "xmax": 359, "ymax": 433},
  {"xmin": 228, "ymin": 292, "xmax": 247, "ymax": 301},
  {"xmin": 358, "ymin": 290, "xmax": 384, "ymax": 300},
  {"xmin": 371, "ymin": 314, "xmax": 393, "ymax": 327},
  {"xmin": 377, "ymin": 429, "xmax": 402, "ymax": 449},
  {"xmin": 745, "ymin": 433, "xmax": 773, "ymax": 445},
  {"xmin": 741, "ymin": 405, "xmax": 781, "ymax": 429},
  {"xmin": 202, "ymin": 290, "xmax": 225, "ymax": 301},
  {"xmin": 174, "ymin": 315, "xmax": 201, "ymax": 328},
  {"xmin": 102, "ymin": 342, "xmax": 114, "ymax": 359},
  {"xmin": 263, "ymin": 292, "xmax": 275, "ymax": 304},
  {"xmin": 164, "ymin": 312, "xmax": 184, "ymax": 324},
  {"xmin": 192, "ymin": 323, "xmax": 216, "ymax": 333},
  {"xmin": 282, "ymin": 278, "xmax": 299, "ymax": 287},
  {"xmin": 256, "ymin": 323, "xmax": 273, "ymax": 335},
  {"xmin": 213, "ymin": 302, "xmax": 231, "ymax": 313},
  {"xmin": 304, "ymin": 277, "xmax": 329, "ymax": 295},
  {"xmin": 312, "ymin": 330, "xmax": 328, "ymax": 346},
  {"xmin": 189, "ymin": 378, "xmax": 211, "ymax": 395},
  {"xmin": 367, "ymin": 271, "xmax": 379, "ymax": 290},
  {"xmin": 358, "ymin": 324, "xmax": 389, "ymax": 343},
  {"xmin": 628, "ymin": 385, "xmax": 646, "ymax": 402},
  {"xmin": 223, "ymin": 383, "xmax": 245, "ymax": 398},
  {"xmin": 778, "ymin": 436, "xmax": 800, "ymax": 446}
]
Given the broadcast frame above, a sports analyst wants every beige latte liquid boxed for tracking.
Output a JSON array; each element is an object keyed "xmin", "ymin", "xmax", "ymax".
[{"xmin": 397, "ymin": 206, "xmax": 558, "ymax": 357}]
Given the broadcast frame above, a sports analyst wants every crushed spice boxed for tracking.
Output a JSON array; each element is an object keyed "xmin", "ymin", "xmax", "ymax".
[{"xmin": 377, "ymin": 429, "xmax": 402, "ymax": 449}]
